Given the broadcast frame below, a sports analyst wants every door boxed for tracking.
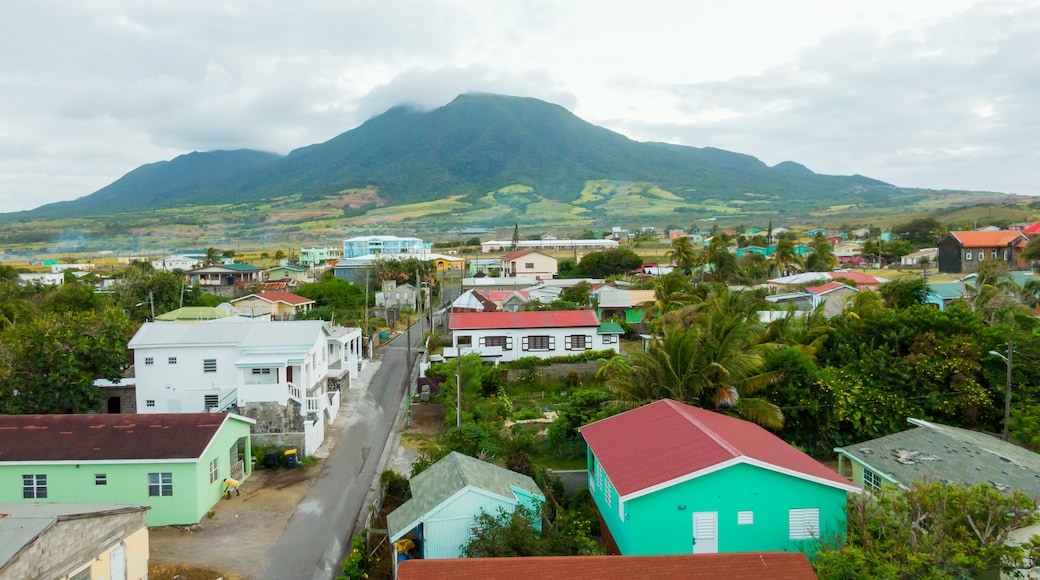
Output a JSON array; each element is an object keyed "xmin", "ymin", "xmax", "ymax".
[
  {"xmin": 692, "ymin": 511, "xmax": 718, "ymax": 554},
  {"xmin": 287, "ymin": 365, "xmax": 294, "ymax": 383},
  {"xmin": 110, "ymin": 543, "xmax": 126, "ymax": 580}
]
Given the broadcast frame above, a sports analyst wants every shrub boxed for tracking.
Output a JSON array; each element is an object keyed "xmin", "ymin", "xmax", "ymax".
[
  {"xmin": 336, "ymin": 531, "xmax": 373, "ymax": 580},
  {"xmin": 380, "ymin": 470, "xmax": 411, "ymax": 503}
]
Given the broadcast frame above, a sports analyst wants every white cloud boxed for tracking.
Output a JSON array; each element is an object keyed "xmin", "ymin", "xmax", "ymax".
[{"xmin": 0, "ymin": 0, "xmax": 1037, "ymax": 212}]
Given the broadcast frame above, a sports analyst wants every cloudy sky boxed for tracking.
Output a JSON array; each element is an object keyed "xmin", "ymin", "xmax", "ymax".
[{"xmin": 1, "ymin": 0, "xmax": 1037, "ymax": 213}]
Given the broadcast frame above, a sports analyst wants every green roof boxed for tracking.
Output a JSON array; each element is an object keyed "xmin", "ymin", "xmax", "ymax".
[
  {"xmin": 597, "ymin": 321, "xmax": 625, "ymax": 334},
  {"xmin": 220, "ymin": 263, "xmax": 264, "ymax": 271},
  {"xmin": 387, "ymin": 452, "xmax": 543, "ymax": 542},
  {"xmin": 270, "ymin": 265, "xmax": 308, "ymax": 272},
  {"xmin": 155, "ymin": 307, "xmax": 236, "ymax": 321},
  {"xmin": 925, "ymin": 282, "xmax": 968, "ymax": 301}
]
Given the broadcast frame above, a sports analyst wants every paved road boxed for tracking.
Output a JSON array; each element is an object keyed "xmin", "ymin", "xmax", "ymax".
[{"xmin": 259, "ymin": 327, "xmax": 419, "ymax": 580}]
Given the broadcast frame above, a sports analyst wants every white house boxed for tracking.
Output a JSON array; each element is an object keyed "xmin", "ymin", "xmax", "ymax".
[
  {"xmin": 151, "ymin": 254, "xmax": 202, "ymax": 271},
  {"xmin": 128, "ymin": 319, "xmax": 363, "ymax": 455},
  {"xmin": 499, "ymin": 250, "xmax": 558, "ymax": 281},
  {"xmin": 448, "ymin": 310, "xmax": 621, "ymax": 362}
]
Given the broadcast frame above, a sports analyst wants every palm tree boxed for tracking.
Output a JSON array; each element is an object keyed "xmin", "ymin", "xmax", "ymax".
[
  {"xmin": 704, "ymin": 235, "xmax": 741, "ymax": 283},
  {"xmin": 805, "ymin": 233, "xmax": 837, "ymax": 272},
  {"xmin": 771, "ymin": 238, "xmax": 801, "ymax": 277},
  {"xmin": 610, "ymin": 288, "xmax": 785, "ymax": 428},
  {"xmin": 667, "ymin": 237, "xmax": 697, "ymax": 269},
  {"xmin": 203, "ymin": 247, "xmax": 222, "ymax": 266},
  {"xmin": 642, "ymin": 270, "xmax": 698, "ymax": 322},
  {"xmin": 273, "ymin": 250, "xmax": 286, "ymax": 266}
]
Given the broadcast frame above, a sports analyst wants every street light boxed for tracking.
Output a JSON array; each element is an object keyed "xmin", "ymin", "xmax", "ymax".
[{"xmin": 989, "ymin": 342, "xmax": 1014, "ymax": 442}]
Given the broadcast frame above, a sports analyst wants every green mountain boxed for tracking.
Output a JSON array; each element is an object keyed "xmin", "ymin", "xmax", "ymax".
[{"xmin": 17, "ymin": 93, "xmax": 903, "ymax": 220}]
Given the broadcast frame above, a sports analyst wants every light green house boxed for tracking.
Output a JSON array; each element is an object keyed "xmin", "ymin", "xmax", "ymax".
[
  {"xmin": 580, "ymin": 400, "xmax": 859, "ymax": 555},
  {"xmin": 0, "ymin": 413, "xmax": 253, "ymax": 526},
  {"xmin": 387, "ymin": 452, "xmax": 544, "ymax": 567}
]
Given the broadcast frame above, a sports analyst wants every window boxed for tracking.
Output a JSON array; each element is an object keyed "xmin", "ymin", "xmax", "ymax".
[
  {"xmin": 789, "ymin": 508, "xmax": 820, "ymax": 539},
  {"xmin": 523, "ymin": 335, "xmax": 553, "ymax": 351},
  {"xmin": 991, "ymin": 249, "xmax": 998, "ymax": 259},
  {"xmin": 1004, "ymin": 250, "xmax": 1011, "ymax": 260},
  {"xmin": 209, "ymin": 458, "xmax": 219, "ymax": 484},
  {"xmin": 144, "ymin": 357, "xmax": 154, "ymax": 366},
  {"xmin": 148, "ymin": 472, "xmax": 173, "ymax": 497},
  {"xmin": 738, "ymin": 511, "xmax": 754, "ymax": 525},
  {"xmin": 204, "ymin": 394, "xmax": 218, "ymax": 409},
  {"xmin": 70, "ymin": 569, "xmax": 90, "ymax": 580},
  {"xmin": 864, "ymin": 469, "xmax": 882, "ymax": 493},
  {"xmin": 146, "ymin": 399, "xmax": 155, "ymax": 408},
  {"xmin": 978, "ymin": 251, "xmax": 985, "ymax": 261},
  {"xmin": 602, "ymin": 334, "xmax": 618, "ymax": 344},
  {"xmin": 566, "ymin": 335, "xmax": 591, "ymax": 351},
  {"xmin": 480, "ymin": 336, "xmax": 512, "ymax": 350},
  {"xmin": 203, "ymin": 359, "xmax": 217, "ymax": 373},
  {"xmin": 22, "ymin": 474, "xmax": 47, "ymax": 499},
  {"xmin": 95, "ymin": 474, "xmax": 107, "ymax": 486},
  {"xmin": 251, "ymin": 368, "xmax": 272, "ymax": 375},
  {"xmin": 168, "ymin": 357, "xmax": 177, "ymax": 365},
  {"xmin": 457, "ymin": 335, "xmax": 473, "ymax": 346},
  {"xmin": 965, "ymin": 251, "xmax": 972, "ymax": 261},
  {"xmin": 525, "ymin": 262, "xmax": 535, "ymax": 269}
]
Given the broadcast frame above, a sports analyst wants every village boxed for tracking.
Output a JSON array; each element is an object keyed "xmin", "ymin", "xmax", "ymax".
[{"xmin": 4, "ymin": 223, "xmax": 1040, "ymax": 580}]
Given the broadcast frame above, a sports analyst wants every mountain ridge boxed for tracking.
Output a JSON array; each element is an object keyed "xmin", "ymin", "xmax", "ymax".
[{"xmin": 2, "ymin": 93, "xmax": 986, "ymax": 230}]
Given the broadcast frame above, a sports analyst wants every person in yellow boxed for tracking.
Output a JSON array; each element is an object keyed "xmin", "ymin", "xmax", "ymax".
[{"xmin": 223, "ymin": 478, "xmax": 241, "ymax": 499}]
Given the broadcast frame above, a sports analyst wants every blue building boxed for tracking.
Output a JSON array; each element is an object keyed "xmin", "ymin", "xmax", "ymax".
[{"xmin": 342, "ymin": 235, "xmax": 424, "ymax": 258}]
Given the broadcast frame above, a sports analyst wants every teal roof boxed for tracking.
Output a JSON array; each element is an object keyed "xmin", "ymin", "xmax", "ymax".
[
  {"xmin": 220, "ymin": 263, "xmax": 264, "ymax": 271},
  {"xmin": 598, "ymin": 321, "xmax": 625, "ymax": 334},
  {"xmin": 925, "ymin": 282, "xmax": 968, "ymax": 301},
  {"xmin": 387, "ymin": 452, "xmax": 543, "ymax": 542}
]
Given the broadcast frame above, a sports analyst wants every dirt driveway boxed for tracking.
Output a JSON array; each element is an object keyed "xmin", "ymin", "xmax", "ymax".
[{"xmin": 149, "ymin": 465, "xmax": 321, "ymax": 579}]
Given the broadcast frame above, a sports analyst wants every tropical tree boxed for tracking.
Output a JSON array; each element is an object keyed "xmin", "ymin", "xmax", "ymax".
[
  {"xmin": 666, "ymin": 236, "xmax": 697, "ymax": 269},
  {"xmin": 204, "ymin": 247, "xmax": 222, "ymax": 266},
  {"xmin": 805, "ymin": 233, "xmax": 837, "ymax": 272},
  {"xmin": 770, "ymin": 238, "xmax": 801, "ymax": 277},
  {"xmin": 273, "ymin": 250, "xmax": 286, "ymax": 265},
  {"xmin": 703, "ymin": 235, "xmax": 741, "ymax": 283},
  {"xmin": 610, "ymin": 288, "xmax": 784, "ymax": 428}
]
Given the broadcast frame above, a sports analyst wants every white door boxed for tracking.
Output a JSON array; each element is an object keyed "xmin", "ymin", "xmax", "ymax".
[
  {"xmin": 110, "ymin": 544, "xmax": 126, "ymax": 580},
  {"xmin": 692, "ymin": 511, "xmax": 718, "ymax": 554}
]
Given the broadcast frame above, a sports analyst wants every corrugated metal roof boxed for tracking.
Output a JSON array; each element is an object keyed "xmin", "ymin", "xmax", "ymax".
[
  {"xmin": 0, "ymin": 413, "xmax": 248, "ymax": 462},
  {"xmin": 399, "ymin": 553, "xmax": 818, "ymax": 580},
  {"xmin": 580, "ymin": 400, "xmax": 855, "ymax": 498},
  {"xmin": 231, "ymin": 291, "xmax": 315, "ymax": 306},
  {"xmin": 387, "ymin": 452, "xmax": 543, "ymax": 541},
  {"xmin": 449, "ymin": 310, "xmax": 600, "ymax": 330},
  {"xmin": 836, "ymin": 419, "xmax": 1040, "ymax": 495},
  {"xmin": 949, "ymin": 230, "xmax": 1028, "ymax": 248}
]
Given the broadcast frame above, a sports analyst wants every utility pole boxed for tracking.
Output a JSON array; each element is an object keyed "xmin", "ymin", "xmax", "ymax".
[
  {"xmin": 456, "ymin": 345, "xmax": 462, "ymax": 428},
  {"xmin": 1004, "ymin": 341, "xmax": 1014, "ymax": 442}
]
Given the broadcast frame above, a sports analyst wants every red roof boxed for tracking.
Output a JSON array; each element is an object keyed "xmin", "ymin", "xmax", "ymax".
[
  {"xmin": 828, "ymin": 271, "xmax": 883, "ymax": 285},
  {"xmin": 1025, "ymin": 222, "xmax": 1040, "ymax": 234},
  {"xmin": 399, "ymin": 553, "xmax": 817, "ymax": 580},
  {"xmin": 806, "ymin": 281, "xmax": 848, "ymax": 294},
  {"xmin": 254, "ymin": 291, "xmax": 314, "ymax": 305},
  {"xmin": 0, "ymin": 413, "xmax": 240, "ymax": 462},
  {"xmin": 500, "ymin": 249, "xmax": 540, "ymax": 262},
  {"xmin": 580, "ymin": 400, "xmax": 857, "ymax": 498},
  {"xmin": 450, "ymin": 310, "xmax": 600, "ymax": 330},
  {"xmin": 483, "ymin": 290, "xmax": 530, "ymax": 301},
  {"xmin": 949, "ymin": 230, "xmax": 1027, "ymax": 248}
]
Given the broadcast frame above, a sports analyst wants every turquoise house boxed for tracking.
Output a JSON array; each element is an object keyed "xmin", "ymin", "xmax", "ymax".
[
  {"xmin": 580, "ymin": 400, "xmax": 859, "ymax": 555},
  {"xmin": 0, "ymin": 413, "xmax": 253, "ymax": 526}
]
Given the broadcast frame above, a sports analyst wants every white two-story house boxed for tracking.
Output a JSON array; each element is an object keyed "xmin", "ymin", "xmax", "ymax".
[
  {"xmin": 448, "ymin": 310, "xmax": 622, "ymax": 362},
  {"xmin": 129, "ymin": 319, "xmax": 363, "ymax": 455}
]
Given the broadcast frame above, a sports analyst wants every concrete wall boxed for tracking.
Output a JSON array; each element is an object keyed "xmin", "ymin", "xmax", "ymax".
[{"xmin": 0, "ymin": 508, "xmax": 148, "ymax": 580}]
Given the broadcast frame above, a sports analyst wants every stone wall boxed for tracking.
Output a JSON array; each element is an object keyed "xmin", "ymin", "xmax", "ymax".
[
  {"xmin": 505, "ymin": 361, "xmax": 601, "ymax": 383},
  {"xmin": 99, "ymin": 385, "xmax": 137, "ymax": 414},
  {"xmin": 242, "ymin": 400, "xmax": 304, "ymax": 435},
  {"xmin": 2, "ymin": 508, "xmax": 146, "ymax": 579}
]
